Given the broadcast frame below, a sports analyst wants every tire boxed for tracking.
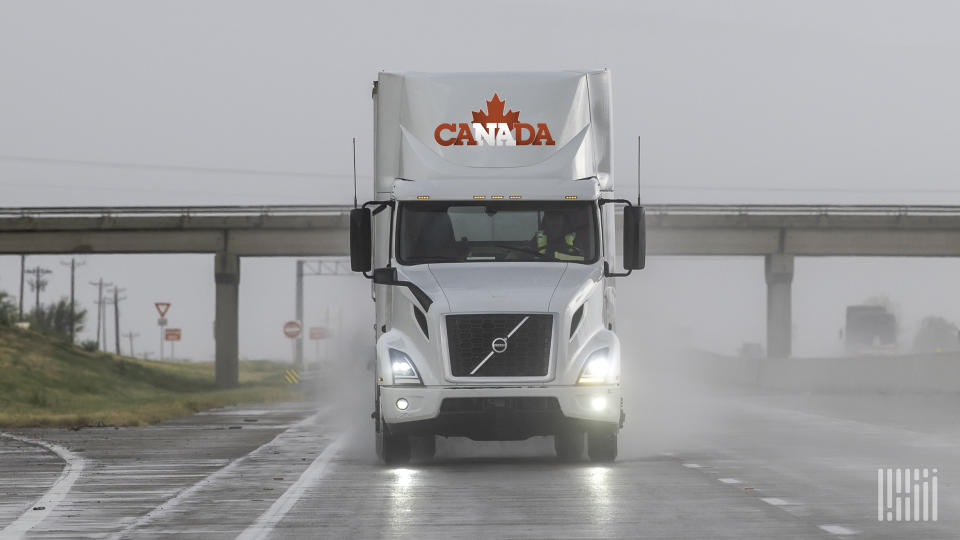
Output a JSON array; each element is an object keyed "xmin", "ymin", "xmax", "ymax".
[
  {"xmin": 410, "ymin": 435, "xmax": 436, "ymax": 461},
  {"xmin": 554, "ymin": 428, "xmax": 585, "ymax": 461},
  {"xmin": 375, "ymin": 412, "xmax": 411, "ymax": 465},
  {"xmin": 379, "ymin": 429, "xmax": 411, "ymax": 465},
  {"xmin": 587, "ymin": 431, "xmax": 618, "ymax": 462}
]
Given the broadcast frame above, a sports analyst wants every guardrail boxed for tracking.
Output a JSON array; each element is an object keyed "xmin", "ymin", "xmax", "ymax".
[{"xmin": 0, "ymin": 205, "xmax": 352, "ymax": 218}]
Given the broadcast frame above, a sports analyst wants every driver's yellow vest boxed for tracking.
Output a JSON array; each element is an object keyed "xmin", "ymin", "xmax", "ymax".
[{"xmin": 536, "ymin": 232, "xmax": 578, "ymax": 259}]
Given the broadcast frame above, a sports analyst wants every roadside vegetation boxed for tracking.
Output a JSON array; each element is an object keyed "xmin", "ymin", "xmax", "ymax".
[{"xmin": 0, "ymin": 323, "xmax": 299, "ymax": 428}]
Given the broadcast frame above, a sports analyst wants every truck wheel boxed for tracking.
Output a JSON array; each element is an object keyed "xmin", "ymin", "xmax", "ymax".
[
  {"xmin": 587, "ymin": 432, "xmax": 618, "ymax": 462},
  {"xmin": 379, "ymin": 430, "xmax": 411, "ymax": 465},
  {"xmin": 410, "ymin": 435, "xmax": 436, "ymax": 461},
  {"xmin": 554, "ymin": 429, "xmax": 585, "ymax": 461},
  {"xmin": 376, "ymin": 414, "xmax": 411, "ymax": 465}
]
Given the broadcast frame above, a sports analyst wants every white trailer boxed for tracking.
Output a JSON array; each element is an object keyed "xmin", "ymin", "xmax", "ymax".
[{"xmin": 350, "ymin": 71, "xmax": 645, "ymax": 463}]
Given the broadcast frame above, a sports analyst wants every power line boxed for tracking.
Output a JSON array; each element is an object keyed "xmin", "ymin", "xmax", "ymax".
[
  {"xmin": 89, "ymin": 278, "xmax": 113, "ymax": 351},
  {"xmin": 61, "ymin": 258, "xmax": 86, "ymax": 344},
  {"xmin": 26, "ymin": 266, "xmax": 52, "ymax": 315},
  {"xmin": 0, "ymin": 153, "xmax": 370, "ymax": 180},
  {"xmin": 122, "ymin": 331, "xmax": 140, "ymax": 358},
  {"xmin": 106, "ymin": 286, "xmax": 127, "ymax": 355}
]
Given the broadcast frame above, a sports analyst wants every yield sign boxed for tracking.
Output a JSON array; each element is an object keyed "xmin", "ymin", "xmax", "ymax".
[{"xmin": 155, "ymin": 302, "xmax": 171, "ymax": 317}]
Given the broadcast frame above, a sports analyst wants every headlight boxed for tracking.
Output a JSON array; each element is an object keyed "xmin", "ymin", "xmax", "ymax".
[
  {"xmin": 578, "ymin": 348, "xmax": 611, "ymax": 384},
  {"xmin": 389, "ymin": 348, "xmax": 423, "ymax": 385}
]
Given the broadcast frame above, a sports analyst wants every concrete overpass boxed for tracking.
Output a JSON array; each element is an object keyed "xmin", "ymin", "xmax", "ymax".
[{"xmin": 3, "ymin": 204, "xmax": 960, "ymax": 386}]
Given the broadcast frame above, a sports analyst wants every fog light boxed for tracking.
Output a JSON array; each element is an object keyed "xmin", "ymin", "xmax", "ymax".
[
  {"xmin": 396, "ymin": 398, "xmax": 409, "ymax": 411},
  {"xmin": 590, "ymin": 396, "xmax": 607, "ymax": 411}
]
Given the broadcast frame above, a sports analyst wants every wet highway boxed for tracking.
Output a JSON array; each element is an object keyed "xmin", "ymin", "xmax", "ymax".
[{"xmin": 2, "ymin": 381, "xmax": 958, "ymax": 538}]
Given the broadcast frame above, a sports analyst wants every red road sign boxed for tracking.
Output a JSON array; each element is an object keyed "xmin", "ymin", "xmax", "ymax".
[
  {"xmin": 155, "ymin": 302, "xmax": 171, "ymax": 317},
  {"xmin": 164, "ymin": 328, "xmax": 181, "ymax": 341},
  {"xmin": 309, "ymin": 327, "xmax": 327, "ymax": 340},
  {"xmin": 283, "ymin": 321, "xmax": 302, "ymax": 339}
]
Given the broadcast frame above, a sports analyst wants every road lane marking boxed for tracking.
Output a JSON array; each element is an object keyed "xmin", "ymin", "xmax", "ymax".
[
  {"xmin": 682, "ymin": 463, "xmax": 702, "ymax": 468},
  {"xmin": 718, "ymin": 477, "xmax": 742, "ymax": 484},
  {"xmin": 819, "ymin": 524, "xmax": 859, "ymax": 535},
  {"xmin": 236, "ymin": 435, "xmax": 344, "ymax": 540},
  {"xmin": 109, "ymin": 412, "xmax": 323, "ymax": 540},
  {"xmin": 760, "ymin": 497, "xmax": 796, "ymax": 506},
  {"xmin": 0, "ymin": 433, "xmax": 86, "ymax": 538}
]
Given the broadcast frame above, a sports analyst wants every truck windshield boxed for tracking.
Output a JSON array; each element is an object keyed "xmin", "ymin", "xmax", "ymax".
[{"xmin": 397, "ymin": 201, "xmax": 598, "ymax": 265}]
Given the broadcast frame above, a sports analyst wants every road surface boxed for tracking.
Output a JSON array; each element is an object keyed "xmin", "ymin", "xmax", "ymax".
[{"xmin": 1, "ymin": 380, "xmax": 957, "ymax": 538}]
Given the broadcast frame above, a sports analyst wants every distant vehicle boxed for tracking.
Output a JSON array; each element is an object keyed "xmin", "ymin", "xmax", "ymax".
[
  {"xmin": 912, "ymin": 316, "xmax": 960, "ymax": 353},
  {"xmin": 845, "ymin": 305, "xmax": 897, "ymax": 354},
  {"xmin": 350, "ymin": 71, "xmax": 644, "ymax": 464}
]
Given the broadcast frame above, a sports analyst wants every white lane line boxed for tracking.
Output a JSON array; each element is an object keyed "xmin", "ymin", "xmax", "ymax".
[
  {"xmin": 108, "ymin": 412, "xmax": 322, "ymax": 540},
  {"xmin": 0, "ymin": 433, "xmax": 86, "ymax": 539},
  {"xmin": 236, "ymin": 435, "xmax": 344, "ymax": 540},
  {"xmin": 682, "ymin": 463, "xmax": 702, "ymax": 468},
  {"xmin": 718, "ymin": 477, "xmax": 742, "ymax": 484},
  {"xmin": 819, "ymin": 524, "xmax": 860, "ymax": 535},
  {"xmin": 760, "ymin": 497, "xmax": 796, "ymax": 506}
]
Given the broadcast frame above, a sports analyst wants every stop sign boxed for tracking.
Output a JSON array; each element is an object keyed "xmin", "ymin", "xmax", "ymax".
[{"xmin": 283, "ymin": 320, "xmax": 302, "ymax": 339}]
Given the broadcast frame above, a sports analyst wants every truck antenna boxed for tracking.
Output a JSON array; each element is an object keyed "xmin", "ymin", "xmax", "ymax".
[
  {"xmin": 352, "ymin": 137, "xmax": 358, "ymax": 208},
  {"xmin": 637, "ymin": 135, "xmax": 642, "ymax": 205}
]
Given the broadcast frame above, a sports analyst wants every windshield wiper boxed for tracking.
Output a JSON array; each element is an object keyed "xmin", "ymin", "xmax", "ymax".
[
  {"xmin": 409, "ymin": 256, "xmax": 461, "ymax": 263},
  {"xmin": 489, "ymin": 244, "xmax": 552, "ymax": 260}
]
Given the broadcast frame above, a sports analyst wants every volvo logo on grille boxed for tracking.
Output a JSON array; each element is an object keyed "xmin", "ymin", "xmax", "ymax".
[{"xmin": 469, "ymin": 315, "xmax": 530, "ymax": 375}]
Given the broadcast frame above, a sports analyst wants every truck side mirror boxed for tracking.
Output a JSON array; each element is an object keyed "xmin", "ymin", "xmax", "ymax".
[
  {"xmin": 350, "ymin": 208, "xmax": 372, "ymax": 272},
  {"xmin": 623, "ymin": 206, "xmax": 646, "ymax": 270}
]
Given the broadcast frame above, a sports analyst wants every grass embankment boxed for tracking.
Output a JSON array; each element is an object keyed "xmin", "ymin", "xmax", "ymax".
[{"xmin": 0, "ymin": 326, "xmax": 299, "ymax": 428}]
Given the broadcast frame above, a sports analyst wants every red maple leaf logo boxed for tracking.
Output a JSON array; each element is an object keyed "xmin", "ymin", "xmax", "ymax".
[{"xmin": 472, "ymin": 93, "xmax": 520, "ymax": 129}]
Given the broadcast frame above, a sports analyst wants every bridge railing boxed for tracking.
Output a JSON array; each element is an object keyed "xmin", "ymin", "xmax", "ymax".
[
  {"xmin": 0, "ymin": 205, "xmax": 352, "ymax": 218},
  {"xmin": 6, "ymin": 203, "xmax": 960, "ymax": 219},
  {"xmin": 644, "ymin": 204, "xmax": 960, "ymax": 216}
]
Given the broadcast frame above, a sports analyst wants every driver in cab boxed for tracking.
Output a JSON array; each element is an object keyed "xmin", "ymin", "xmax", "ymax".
[{"xmin": 533, "ymin": 211, "xmax": 584, "ymax": 261}]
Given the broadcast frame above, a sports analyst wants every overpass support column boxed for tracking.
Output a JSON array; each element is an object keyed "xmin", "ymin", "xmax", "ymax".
[
  {"xmin": 215, "ymin": 252, "xmax": 240, "ymax": 388},
  {"xmin": 765, "ymin": 254, "xmax": 794, "ymax": 358}
]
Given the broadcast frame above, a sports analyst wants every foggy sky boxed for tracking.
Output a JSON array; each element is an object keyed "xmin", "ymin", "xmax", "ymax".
[{"xmin": 2, "ymin": 1, "xmax": 959, "ymax": 360}]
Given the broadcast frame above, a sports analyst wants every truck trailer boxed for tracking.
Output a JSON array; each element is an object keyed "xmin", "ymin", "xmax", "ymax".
[{"xmin": 350, "ymin": 71, "xmax": 645, "ymax": 463}]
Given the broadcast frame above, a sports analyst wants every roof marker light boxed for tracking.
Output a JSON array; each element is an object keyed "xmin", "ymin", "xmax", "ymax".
[
  {"xmin": 565, "ymin": 195, "xmax": 578, "ymax": 200},
  {"xmin": 509, "ymin": 195, "xmax": 522, "ymax": 199},
  {"xmin": 473, "ymin": 195, "xmax": 486, "ymax": 199},
  {"xmin": 491, "ymin": 195, "xmax": 504, "ymax": 199},
  {"xmin": 417, "ymin": 195, "xmax": 430, "ymax": 200}
]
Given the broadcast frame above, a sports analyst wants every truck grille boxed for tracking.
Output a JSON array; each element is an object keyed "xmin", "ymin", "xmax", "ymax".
[{"xmin": 446, "ymin": 314, "xmax": 553, "ymax": 377}]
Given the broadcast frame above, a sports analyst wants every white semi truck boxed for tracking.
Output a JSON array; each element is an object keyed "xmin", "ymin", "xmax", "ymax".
[{"xmin": 350, "ymin": 71, "xmax": 645, "ymax": 463}]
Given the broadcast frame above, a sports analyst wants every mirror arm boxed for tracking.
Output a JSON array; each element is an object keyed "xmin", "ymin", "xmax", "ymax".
[
  {"xmin": 603, "ymin": 261, "xmax": 632, "ymax": 278},
  {"xmin": 363, "ymin": 200, "xmax": 395, "ymax": 214},
  {"xmin": 599, "ymin": 198, "xmax": 633, "ymax": 207}
]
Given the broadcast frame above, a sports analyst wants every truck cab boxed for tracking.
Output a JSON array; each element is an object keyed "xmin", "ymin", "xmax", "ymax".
[{"xmin": 351, "ymin": 71, "xmax": 644, "ymax": 463}]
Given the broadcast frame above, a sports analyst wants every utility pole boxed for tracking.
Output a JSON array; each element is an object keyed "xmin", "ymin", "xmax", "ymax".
[
  {"xmin": 26, "ymin": 266, "xmax": 52, "ymax": 315},
  {"xmin": 123, "ymin": 331, "xmax": 139, "ymax": 357},
  {"xmin": 89, "ymin": 278, "xmax": 112, "ymax": 351},
  {"xmin": 60, "ymin": 258, "xmax": 86, "ymax": 344},
  {"xmin": 111, "ymin": 286, "xmax": 126, "ymax": 355},
  {"xmin": 18, "ymin": 255, "xmax": 25, "ymax": 320}
]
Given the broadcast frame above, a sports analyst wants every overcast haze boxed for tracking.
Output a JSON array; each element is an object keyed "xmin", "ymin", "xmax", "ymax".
[{"xmin": 2, "ymin": 1, "xmax": 959, "ymax": 361}]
